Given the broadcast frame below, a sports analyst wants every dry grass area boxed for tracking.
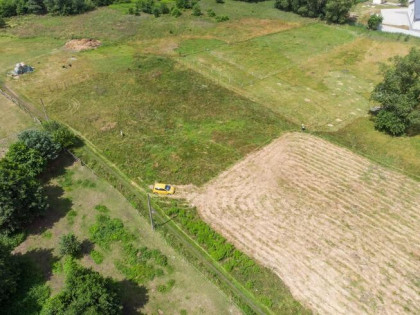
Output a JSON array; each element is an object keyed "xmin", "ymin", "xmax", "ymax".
[
  {"xmin": 178, "ymin": 132, "xmax": 420, "ymax": 314},
  {"xmin": 64, "ymin": 39, "xmax": 101, "ymax": 51}
]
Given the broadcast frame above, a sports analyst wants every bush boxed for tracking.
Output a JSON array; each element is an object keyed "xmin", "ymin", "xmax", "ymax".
[
  {"xmin": 171, "ymin": 6, "xmax": 181, "ymax": 17},
  {"xmin": 215, "ymin": 0, "xmax": 224, "ymax": 3},
  {"xmin": 160, "ymin": 2, "xmax": 169, "ymax": 14},
  {"xmin": 41, "ymin": 262, "xmax": 122, "ymax": 315},
  {"xmin": 325, "ymin": 0, "xmax": 352, "ymax": 24},
  {"xmin": 90, "ymin": 250, "xmax": 104, "ymax": 264},
  {"xmin": 399, "ymin": 0, "xmax": 408, "ymax": 6},
  {"xmin": 0, "ymin": 242, "xmax": 19, "ymax": 305},
  {"xmin": 18, "ymin": 130, "xmax": 61, "ymax": 160},
  {"xmin": 215, "ymin": 14, "xmax": 229, "ymax": 22},
  {"xmin": 58, "ymin": 233, "xmax": 82, "ymax": 257},
  {"xmin": 191, "ymin": 4, "xmax": 201, "ymax": 15},
  {"xmin": 42, "ymin": 121, "xmax": 78, "ymax": 149},
  {"xmin": 207, "ymin": 8, "xmax": 215, "ymax": 17},
  {"xmin": 153, "ymin": 6, "xmax": 160, "ymax": 16},
  {"xmin": 367, "ymin": 13, "xmax": 383, "ymax": 30}
]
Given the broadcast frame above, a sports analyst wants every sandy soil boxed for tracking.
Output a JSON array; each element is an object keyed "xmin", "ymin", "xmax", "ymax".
[
  {"xmin": 178, "ymin": 132, "xmax": 420, "ymax": 315},
  {"xmin": 64, "ymin": 39, "xmax": 101, "ymax": 52}
]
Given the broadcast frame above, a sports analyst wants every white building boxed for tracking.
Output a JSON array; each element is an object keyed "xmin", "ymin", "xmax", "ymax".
[{"xmin": 380, "ymin": 0, "xmax": 420, "ymax": 37}]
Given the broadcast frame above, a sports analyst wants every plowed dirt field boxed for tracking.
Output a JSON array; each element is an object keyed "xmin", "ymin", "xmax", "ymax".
[{"xmin": 179, "ymin": 133, "xmax": 420, "ymax": 314}]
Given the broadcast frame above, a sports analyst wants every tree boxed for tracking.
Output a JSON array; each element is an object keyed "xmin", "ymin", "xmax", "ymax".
[
  {"xmin": 18, "ymin": 130, "xmax": 61, "ymax": 160},
  {"xmin": 41, "ymin": 262, "xmax": 122, "ymax": 315},
  {"xmin": 58, "ymin": 233, "xmax": 82, "ymax": 257},
  {"xmin": 4, "ymin": 142, "xmax": 46, "ymax": 177},
  {"xmin": 0, "ymin": 160, "xmax": 48, "ymax": 234},
  {"xmin": 367, "ymin": 13, "xmax": 383, "ymax": 30},
  {"xmin": 325, "ymin": 0, "xmax": 353, "ymax": 24},
  {"xmin": 42, "ymin": 121, "xmax": 77, "ymax": 149},
  {"xmin": 0, "ymin": 242, "xmax": 19, "ymax": 305},
  {"xmin": 371, "ymin": 48, "xmax": 420, "ymax": 136}
]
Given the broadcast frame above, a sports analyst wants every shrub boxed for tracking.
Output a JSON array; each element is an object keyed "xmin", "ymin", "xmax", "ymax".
[
  {"xmin": 191, "ymin": 4, "xmax": 201, "ymax": 15},
  {"xmin": 325, "ymin": 0, "xmax": 352, "ymax": 24},
  {"xmin": 207, "ymin": 8, "xmax": 216, "ymax": 17},
  {"xmin": 58, "ymin": 233, "xmax": 82, "ymax": 257},
  {"xmin": 153, "ymin": 6, "xmax": 160, "ymax": 17},
  {"xmin": 160, "ymin": 2, "xmax": 169, "ymax": 14},
  {"xmin": 0, "ymin": 242, "xmax": 19, "ymax": 305},
  {"xmin": 367, "ymin": 13, "xmax": 383, "ymax": 30},
  {"xmin": 215, "ymin": 0, "xmax": 224, "ymax": 3},
  {"xmin": 18, "ymin": 130, "xmax": 61, "ymax": 160},
  {"xmin": 215, "ymin": 15, "xmax": 229, "ymax": 22},
  {"xmin": 41, "ymin": 262, "xmax": 122, "ymax": 315},
  {"xmin": 171, "ymin": 6, "xmax": 181, "ymax": 17}
]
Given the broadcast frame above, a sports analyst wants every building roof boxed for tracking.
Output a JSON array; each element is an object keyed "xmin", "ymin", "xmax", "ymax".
[{"xmin": 415, "ymin": 0, "xmax": 420, "ymax": 21}]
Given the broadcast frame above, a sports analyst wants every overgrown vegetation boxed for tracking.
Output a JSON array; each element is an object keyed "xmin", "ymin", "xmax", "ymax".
[
  {"xmin": 274, "ymin": 0, "xmax": 353, "ymax": 23},
  {"xmin": 58, "ymin": 233, "xmax": 82, "ymax": 257},
  {"xmin": 367, "ymin": 13, "xmax": 382, "ymax": 30},
  {"xmin": 371, "ymin": 48, "xmax": 420, "ymax": 136}
]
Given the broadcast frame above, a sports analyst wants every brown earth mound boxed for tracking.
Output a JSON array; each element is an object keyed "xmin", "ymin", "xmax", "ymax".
[
  {"xmin": 65, "ymin": 39, "xmax": 101, "ymax": 52},
  {"xmin": 179, "ymin": 132, "xmax": 420, "ymax": 315}
]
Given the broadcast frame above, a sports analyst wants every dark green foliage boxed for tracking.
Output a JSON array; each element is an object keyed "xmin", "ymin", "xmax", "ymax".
[
  {"xmin": 275, "ymin": 0, "xmax": 352, "ymax": 23},
  {"xmin": 18, "ymin": 130, "xmax": 61, "ymax": 161},
  {"xmin": 41, "ymin": 262, "xmax": 122, "ymax": 315},
  {"xmin": 367, "ymin": 13, "xmax": 383, "ymax": 30},
  {"xmin": 215, "ymin": 14, "xmax": 229, "ymax": 22},
  {"xmin": 159, "ymin": 1, "xmax": 168, "ymax": 13},
  {"xmin": 207, "ymin": 8, "xmax": 215, "ymax": 16},
  {"xmin": 0, "ymin": 242, "xmax": 19, "ymax": 305},
  {"xmin": 175, "ymin": 0, "xmax": 191, "ymax": 9},
  {"xmin": 153, "ymin": 6, "xmax": 160, "ymax": 17},
  {"xmin": 399, "ymin": 0, "xmax": 408, "ymax": 6},
  {"xmin": 215, "ymin": 0, "xmax": 224, "ymax": 3},
  {"xmin": 171, "ymin": 6, "xmax": 181, "ymax": 16},
  {"xmin": 191, "ymin": 4, "xmax": 201, "ymax": 15},
  {"xmin": 371, "ymin": 48, "xmax": 420, "ymax": 136},
  {"xmin": 42, "ymin": 0, "xmax": 95, "ymax": 15},
  {"xmin": 0, "ymin": 16, "xmax": 6, "ymax": 27},
  {"xmin": 58, "ymin": 233, "xmax": 82, "ymax": 257},
  {"xmin": 42, "ymin": 121, "xmax": 78, "ymax": 149},
  {"xmin": 4, "ymin": 141, "xmax": 46, "ymax": 177},
  {"xmin": 1, "ymin": 253, "xmax": 50, "ymax": 314},
  {"xmin": 325, "ymin": 0, "xmax": 352, "ymax": 24},
  {"xmin": 0, "ymin": 161, "xmax": 48, "ymax": 234}
]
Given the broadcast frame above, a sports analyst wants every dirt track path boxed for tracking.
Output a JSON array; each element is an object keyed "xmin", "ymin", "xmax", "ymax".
[{"xmin": 179, "ymin": 133, "xmax": 420, "ymax": 315}]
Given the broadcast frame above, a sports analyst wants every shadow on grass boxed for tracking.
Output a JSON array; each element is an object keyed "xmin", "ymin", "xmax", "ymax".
[
  {"xmin": 27, "ymin": 184, "xmax": 73, "ymax": 236},
  {"xmin": 117, "ymin": 279, "xmax": 149, "ymax": 315},
  {"xmin": 81, "ymin": 239, "xmax": 95, "ymax": 256},
  {"xmin": 22, "ymin": 248, "xmax": 59, "ymax": 281}
]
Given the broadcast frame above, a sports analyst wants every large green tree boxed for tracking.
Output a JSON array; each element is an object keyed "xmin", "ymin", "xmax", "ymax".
[
  {"xmin": 18, "ymin": 130, "xmax": 61, "ymax": 161},
  {"xmin": 41, "ymin": 262, "xmax": 122, "ymax": 315},
  {"xmin": 4, "ymin": 141, "xmax": 46, "ymax": 177},
  {"xmin": 371, "ymin": 48, "xmax": 420, "ymax": 136},
  {"xmin": 0, "ymin": 160, "xmax": 48, "ymax": 233}
]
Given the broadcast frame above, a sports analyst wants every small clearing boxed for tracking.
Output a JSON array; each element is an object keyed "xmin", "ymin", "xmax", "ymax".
[
  {"xmin": 65, "ymin": 39, "xmax": 101, "ymax": 51},
  {"xmin": 180, "ymin": 132, "xmax": 420, "ymax": 315}
]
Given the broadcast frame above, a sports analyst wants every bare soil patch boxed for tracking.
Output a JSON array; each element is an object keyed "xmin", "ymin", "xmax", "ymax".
[
  {"xmin": 65, "ymin": 39, "xmax": 101, "ymax": 52},
  {"xmin": 180, "ymin": 132, "xmax": 420, "ymax": 315}
]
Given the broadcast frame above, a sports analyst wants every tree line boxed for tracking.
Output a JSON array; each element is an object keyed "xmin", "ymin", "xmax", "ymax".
[
  {"xmin": 274, "ymin": 0, "xmax": 354, "ymax": 24},
  {"xmin": 0, "ymin": 121, "xmax": 125, "ymax": 314}
]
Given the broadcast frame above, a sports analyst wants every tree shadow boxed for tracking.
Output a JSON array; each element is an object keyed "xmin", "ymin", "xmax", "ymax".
[
  {"xmin": 117, "ymin": 279, "xmax": 149, "ymax": 315},
  {"xmin": 80, "ymin": 239, "xmax": 95, "ymax": 256},
  {"xmin": 154, "ymin": 213, "xmax": 178, "ymax": 229},
  {"xmin": 19, "ymin": 248, "xmax": 58, "ymax": 282},
  {"xmin": 40, "ymin": 153, "xmax": 75, "ymax": 183},
  {"xmin": 27, "ymin": 184, "xmax": 73, "ymax": 235}
]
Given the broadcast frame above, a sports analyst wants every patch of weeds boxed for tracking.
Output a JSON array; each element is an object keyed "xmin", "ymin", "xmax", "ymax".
[
  {"xmin": 52, "ymin": 260, "xmax": 63, "ymax": 274},
  {"xmin": 180, "ymin": 310, "xmax": 187, "ymax": 315},
  {"xmin": 42, "ymin": 230, "xmax": 52, "ymax": 239},
  {"xmin": 94, "ymin": 204, "xmax": 110, "ymax": 213},
  {"xmin": 90, "ymin": 250, "xmax": 104, "ymax": 264},
  {"xmin": 89, "ymin": 214, "xmax": 135, "ymax": 250},
  {"xmin": 157, "ymin": 279, "xmax": 175, "ymax": 293},
  {"xmin": 75, "ymin": 178, "xmax": 96, "ymax": 188},
  {"xmin": 57, "ymin": 170, "xmax": 74, "ymax": 190},
  {"xmin": 67, "ymin": 210, "xmax": 78, "ymax": 225}
]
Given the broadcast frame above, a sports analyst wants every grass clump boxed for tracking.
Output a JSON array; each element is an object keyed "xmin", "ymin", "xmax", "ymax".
[
  {"xmin": 89, "ymin": 214, "xmax": 134, "ymax": 249},
  {"xmin": 90, "ymin": 250, "xmax": 104, "ymax": 264},
  {"xmin": 66, "ymin": 210, "xmax": 77, "ymax": 225},
  {"xmin": 94, "ymin": 204, "xmax": 110, "ymax": 213},
  {"xmin": 157, "ymin": 279, "xmax": 175, "ymax": 293}
]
